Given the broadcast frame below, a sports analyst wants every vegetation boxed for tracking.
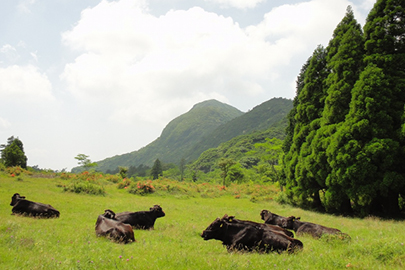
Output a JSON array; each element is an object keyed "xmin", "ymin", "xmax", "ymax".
[
  {"xmin": 151, "ymin": 159, "xmax": 163, "ymax": 180},
  {"xmin": 283, "ymin": 3, "xmax": 405, "ymax": 216},
  {"xmin": 0, "ymin": 136, "xmax": 28, "ymax": 169},
  {"xmin": 79, "ymin": 98, "xmax": 292, "ymax": 173},
  {"xmin": 1, "ymin": 170, "xmax": 404, "ymax": 269},
  {"xmin": 74, "ymin": 154, "xmax": 98, "ymax": 171}
]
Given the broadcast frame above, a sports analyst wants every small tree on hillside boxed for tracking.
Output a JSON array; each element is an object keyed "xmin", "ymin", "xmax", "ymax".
[
  {"xmin": 75, "ymin": 154, "xmax": 97, "ymax": 171},
  {"xmin": 0, "ymin": 136, "xmax": 28, "ymax": 168},
  {"xmin": 254, "ymin": 138, "xmax": 283, "ymax": 190},
  {"xmin": 218, "ymin": 158, "xmax": 236, "ymax": 186},
  {"xmin": 151, "ymin": 159, "xmax": 163, "ymax": 180}
]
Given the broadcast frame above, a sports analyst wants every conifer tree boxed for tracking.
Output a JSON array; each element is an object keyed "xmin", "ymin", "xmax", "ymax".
[
  {"xmin": 328, "ymin": 0, "xmax": 405, "ymax": 215},
  {"xmin": 283, "ymin": 45, "xmax": 328, "ymax": 208},
  {"xmin": 151, "ymin": 158, "xmax": 163, "ymax": 180},
  {"xmin": 308, "ymin": 6, "xmax": 364, "ymax": 213}
]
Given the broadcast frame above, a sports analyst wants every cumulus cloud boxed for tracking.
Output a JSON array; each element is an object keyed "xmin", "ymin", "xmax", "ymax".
[
  {"xmin": 17, "ymin": 0, "xmax": 37, "ymax": 14},
  {"xmin": 61, "ymin": 0, "xmax": 359, "ymax": 127},
  {"xmin": 204, "ymin": 0, "xmax": 265, "ymax": 9},
  {"xmin": 0, "ymin": 44, "xmax": 20, "ymax": 64},
  {"xmin": 0, "ymin": 117, "xmax": 11, "ymax": 129},
  {"xmin": 61, "ymin": 1, "xmax": 279, "ymax": 125},
  {"xmin": 0, "ymin": 64, "xmax": 54, "ymax": 103}
]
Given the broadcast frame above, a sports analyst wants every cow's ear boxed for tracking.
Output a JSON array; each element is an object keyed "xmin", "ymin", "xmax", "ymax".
[
  {"xmin": 229, "ymin": 216, "xmax": 235, "ymax": 221},
  {"xmin": 21, "ymin": 196, "xmax": 26, "ymax": 199},
  {"xmin": 296, "ymin": 217, "xmax": 301, "ymax": 221}
]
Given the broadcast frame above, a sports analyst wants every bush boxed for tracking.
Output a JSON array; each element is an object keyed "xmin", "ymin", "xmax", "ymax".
[
  {"xmin": 63, "ymin": 180, "xmax": 106, "ymax": 195},
  {"xmin": 117, "ymin": 178, "xmax": 132, "ymax": 189},
  {"xmin": 128, "ymin": 180, "xmax": 155, "ymax": 195}
]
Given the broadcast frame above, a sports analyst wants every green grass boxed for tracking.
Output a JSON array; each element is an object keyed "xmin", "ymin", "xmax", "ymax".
[{"xmin": 1, "ymin": 173, "xmax": 405, "ymax": 269}]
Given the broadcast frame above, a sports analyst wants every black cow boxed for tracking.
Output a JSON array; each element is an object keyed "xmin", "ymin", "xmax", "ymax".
[
  {"xmin": 201, "ymin": 215, "xmax": 303, "ymax": 253},
  {"xmin": 282, "ymin": 216, "xmax": 350, "ymax": 239},
  {"xmin": 10, "ymin": 193, "xmax": 60, "ymax": 218},
  {"xmin": 260, "ymin": 209, "xmax": 288, "ymax": 228},
  {"xmin": 223, "ymin": 215, "xmax": 294, "ymax": 238},
  {"xmin": 114, "ymin": 205, "xmax": 165, "ymax": 230},
  {"xmin": 95, "ymin": 209, "xmax": 135, "ymax": 244}
]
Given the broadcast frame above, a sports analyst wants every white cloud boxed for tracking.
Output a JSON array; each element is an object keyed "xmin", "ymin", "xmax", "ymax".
[
  {"xmin": 17, "ymin": 0, "xmax": 37, "ymax": 14},
  {"xmin": 204, "ymin": 0, "xmax": 265, "ymax": 9},
  {"xmin": 0, "ymin": 64, "xmax": 54, "ymax": 103},
  {"xmin": 61, "ymin": 2, "xmax": 281, "ymax": 125},
  {"xmin": 0, "ymin": 117, "xmax": 11, "ymax": 129},
  {"xmin": 0, "ymin": 44, "xmax": 20, "ymax": 64},
  {"xmin": 61, "ymin": 0, "xmax": 363, "ymax": 128}
]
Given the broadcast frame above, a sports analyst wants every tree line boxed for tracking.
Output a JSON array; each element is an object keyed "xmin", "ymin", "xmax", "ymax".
[{"xmin": 282, "ymin": 2, "xmax": 405, "ymax": 216}]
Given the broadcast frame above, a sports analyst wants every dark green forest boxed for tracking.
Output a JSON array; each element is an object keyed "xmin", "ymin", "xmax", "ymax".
[{"xmin": 282, "ymin": 2, "xmax": 405, "ymax": 217}]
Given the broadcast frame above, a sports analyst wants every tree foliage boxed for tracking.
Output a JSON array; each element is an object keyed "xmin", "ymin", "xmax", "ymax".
[
  {"xmin": 283, "ymin": 2, "xmax": 405, "ymax": 216},
  {"xmin": 0, "ymin": 136, "xmax": 27, "ymax": 168},
  {"xmin": 75, "ymin": 154, "xmax": 97, "ymax": 171},
  {"xmin": 151, "ymin": 159, "xmax": 163, "ymax": 180}
]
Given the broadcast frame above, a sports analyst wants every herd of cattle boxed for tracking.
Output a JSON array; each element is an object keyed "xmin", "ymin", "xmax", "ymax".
[{"xmin": 10, "ymin": 193, "xmax": 349, "ymax": 253}]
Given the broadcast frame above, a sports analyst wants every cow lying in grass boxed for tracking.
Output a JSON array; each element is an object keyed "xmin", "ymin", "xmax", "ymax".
[
  {"xmin": 283, "ymin": 216, "xmax": 350, "ymax": 239},
  {"xmin": 114, "ymin": 205, "xmax": 165, "ymax": 230},
  {"xmin": 222, "ymin": 215, "xmax": 295, "ymax": 238},
  {"xmin": 201, "ymin": 214, "xmax": 303, "ymax": 253},
  {"xmin": 10, "ymin": 193, "xmax": 60, "ymax": 218},
  {"xmin": 260, "ymin": 209, "xmax": 288, "ymax": 228},
  {"xmin": 95, "ymin": 209, "xmax": 135, "ymax": 244}
]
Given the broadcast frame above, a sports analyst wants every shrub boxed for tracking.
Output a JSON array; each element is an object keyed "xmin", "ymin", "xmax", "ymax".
[
  {"xmin": 63, "ymin": 180, "xmax": 106, "ymax": 195},
  {"xmin": 117, "ymin": 178, "xmax": 132, "ymax": 189},
  {"xmin": 128, "ymin": 180, "xmax": 155, "ymax": 195}
]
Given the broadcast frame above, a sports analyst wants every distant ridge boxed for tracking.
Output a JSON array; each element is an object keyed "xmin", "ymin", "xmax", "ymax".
[
  {"xmin": 81, "ymin": 99, "xmax": 243, "ymax": 172},
  {"xmin": 72, "ymin": 98, "xmax": 292, "ymax": 173}
]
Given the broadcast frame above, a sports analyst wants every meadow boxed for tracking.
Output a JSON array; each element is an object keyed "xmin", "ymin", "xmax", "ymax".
[{"xmin": 1, "ymin": 171, "xmax": 405, "ymax": 269}]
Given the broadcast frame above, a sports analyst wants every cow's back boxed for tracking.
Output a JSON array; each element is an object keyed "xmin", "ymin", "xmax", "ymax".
[{"xmin": 12, "ymin": 200, "xmax": 60, "ymax": 218}]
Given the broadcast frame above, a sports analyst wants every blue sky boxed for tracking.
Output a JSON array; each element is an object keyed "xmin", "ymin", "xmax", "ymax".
[{"xmin": 0, "ymin": 0, "xmax": 374, "ymax": 171}]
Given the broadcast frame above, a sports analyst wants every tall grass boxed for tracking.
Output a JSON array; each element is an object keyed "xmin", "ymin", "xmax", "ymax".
[{"xmin": 0, "ymin": 172, "xmax": 404, "ymax": 269}]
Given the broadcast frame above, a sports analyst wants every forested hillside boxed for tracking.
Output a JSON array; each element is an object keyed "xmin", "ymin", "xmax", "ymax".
[
  {"xmin": 186, "ymin": 97, "xmax": 292, "ymax": 161},
  {"xmin": 282, "ymin": 3, "xmax": 405, "ymax": 217},
  {"xmin": 84, "ymin": 99, "xmax": 243, "ymax": 173},
  {"xmin": 74, "ymin": 98, "xmax": 292, "ymax": 174}
]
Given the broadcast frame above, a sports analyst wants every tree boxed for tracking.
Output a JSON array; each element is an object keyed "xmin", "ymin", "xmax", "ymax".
[
  {"xmin": 283, "ymin": 45, "xmax": 329, "ymax": 209},
  {"xmin": 254, "ymin": 138, "xmax": 283, "ymax": 189},
  {"xmin": 307, "ymin": 6, "xmax": 364, "ymax": 214},
  {"xmin": 179, "ymin": 158, "xmax": 186, "ymax": 181},
  {"xmin": 75, "ymin": 154, "xmax": 97, "ymax": 171},
  {"xmin": 327, "ymin": 0, "xmax": 405, "ymax": 216},
  {"xmin": 151, "ymin": 159, "xmax": 163, "ymax": 180},
  {"xmin": 218, "ymin": 158, "xmax": 236, "ymax": 186},
  {"xmin": 119, "ymin": 166, "xmax": 128, "ymax": 179},
  {"xmin": 0, "ymin": 136, "xmax": 27, "ymax": 168},
  {"xmin": 226, "ymin": 163, "xmax": 244, "ymax": 184}
]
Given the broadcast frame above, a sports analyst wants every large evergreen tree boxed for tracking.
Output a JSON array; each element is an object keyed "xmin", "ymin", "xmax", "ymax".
[
  {"xmin": 283, "ymin": 45, "xmax": 329, "ymax": 208},
  {"xmin": 328, "ymin": 0, "xmax": 405, "ymax": 216},
  {"xmin": 308, "ymin": 6, "xmax": 364, "ymax": 214}
]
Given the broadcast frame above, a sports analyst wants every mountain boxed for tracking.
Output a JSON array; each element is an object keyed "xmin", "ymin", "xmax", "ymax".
[
  {"xmin": 185, "ymin": 97, "xmax": 293, "ymax": 160},
  {"xmin": 83, "ymin": 99, "xmax": 243, "ymax": 173},
  {"xmin": 73, "ymin": 98, "xmax": 292, "ymax": 173}
]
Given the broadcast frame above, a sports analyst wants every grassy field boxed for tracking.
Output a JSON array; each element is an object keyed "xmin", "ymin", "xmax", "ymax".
[{"xmin": 1, "ymin": 173, "xmax": 405, "ymax": 269}]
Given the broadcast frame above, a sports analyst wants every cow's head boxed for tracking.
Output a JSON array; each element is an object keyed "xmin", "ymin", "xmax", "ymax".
[
  {"xmin": 283, "ymin": 216, "xmax": 299, "ymax": 229},
  {"xmin": 201, "ymin": 218, "xmax": 225, "ymax": 240},
  {"xmin": 10, "ymin": 193, "xmax": 26, "ymax": 206},
  {"xmin": 260, "ymin": 210, "xmax": 272, "ymax": 221},
  {"xmin": 151, "ymin": 205, "xmax": 165, "ymax": 217},
  {"xmin": 221, "ymin": 214, "xmax": 235, "ymax": 223},
  {"xmin": 103, "ymin": 209, "xmax": 116, "ymax": 219}
]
